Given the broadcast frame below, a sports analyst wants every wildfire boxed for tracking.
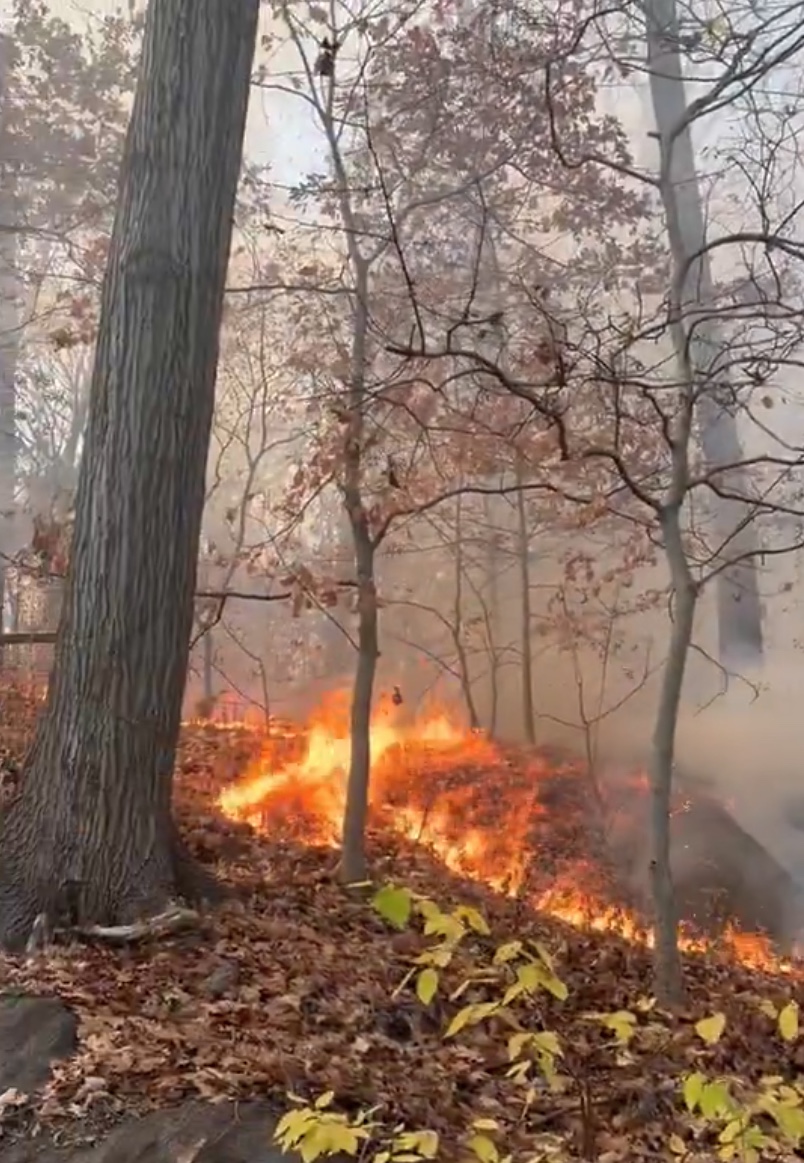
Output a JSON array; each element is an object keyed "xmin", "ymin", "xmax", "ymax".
[
  {"xmin": 215, "ymin": 687, "xmax": 793, "ymax": 975},
  {"xmin": 218, "ymin": 688, "xmax": 493, "ymax": 841}
]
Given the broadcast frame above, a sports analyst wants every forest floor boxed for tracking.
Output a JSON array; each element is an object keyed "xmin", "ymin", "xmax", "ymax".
[{"xmin": 0, "ymin": 716, "xmax": 802, "ymax": 1162}]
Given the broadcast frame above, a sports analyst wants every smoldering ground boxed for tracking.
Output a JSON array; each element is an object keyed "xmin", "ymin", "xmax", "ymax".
[{"xmin": 495, "ymin": 645, "xmax": 804, "ymax": 952}]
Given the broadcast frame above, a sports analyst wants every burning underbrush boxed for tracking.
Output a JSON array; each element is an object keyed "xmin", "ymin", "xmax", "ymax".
[
  {"xmin": 211, "ymin": 689, "xmax": 804, "ymax": 973},
  {"xmin": 2, "ymin": 686, "xmax": 804, "ymax": 1157}
]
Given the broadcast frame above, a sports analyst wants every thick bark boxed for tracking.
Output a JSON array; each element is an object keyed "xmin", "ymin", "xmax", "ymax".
[
  {"xmin": 649, "ymin": 506, "xmax": 695, "ymax": 1005},
  {"xmin": 0, "ymin": 0, "xmax": 259, "ymax": 949}
]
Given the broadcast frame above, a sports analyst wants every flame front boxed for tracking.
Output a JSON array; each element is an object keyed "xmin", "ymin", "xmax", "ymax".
[
  {"xmin": 216, "ymin": 689, "xmax": 789, "ymax": 974},
  {"xmin": 218, "ymin": 689, "xmax": 487, "ymax": 844}
]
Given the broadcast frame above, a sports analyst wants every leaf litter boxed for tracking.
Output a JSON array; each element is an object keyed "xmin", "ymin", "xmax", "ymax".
[{"xmin": 0, "ymin": 716, "xmax": 802, "ymax": 1161}]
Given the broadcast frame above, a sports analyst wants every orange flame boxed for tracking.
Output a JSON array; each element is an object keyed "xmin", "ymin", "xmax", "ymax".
[{"xmin": 215, "ymin": 689, "xmax": 794, "ymax": 975}]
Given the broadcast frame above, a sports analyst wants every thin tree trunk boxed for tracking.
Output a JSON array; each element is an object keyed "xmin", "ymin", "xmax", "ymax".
[
  {"xmin": 340, "ymin": 260, "xmax": 378, "ymax": 884},
  {"xmin": 515, "ymin": 457, "xmax": 535, "ymax": 744},
  {"xmin": 0, "ymin": 0, "xmax": 259, "ymax": 949},
  {"xmin": 203, "ymin": 627, "xmax": 214, "ymax": 704},
  {"xmin": 645, "ymin": 0, "xmax": 763, "ymax": 674},
  {"xmin": 453, "ymin": 493, "xmax": 480, "ymax": 730},
  {"xmin": 482, "ymin": 492, "xmax": 501, "ymax": 735},
  {"xmin": 0, "ymin": 35, "xmax": 20, "ymax": 669},
  {"xmin": 341, "ymin": 525, "xmax": 377, "ymax": 883},
  {"xmin": 649, "ymin": 505, "xmax": 694, "ymax": 1005}
]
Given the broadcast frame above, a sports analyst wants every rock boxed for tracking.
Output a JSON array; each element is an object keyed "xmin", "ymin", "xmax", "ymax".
[
  {"xmin": 0, "ymin": 1001, "xmax": 342, "ymax": 1163},
  {"xmin": 0, "ymin": 1101, "xmax": 349, "ymax": 1163},
  {"xmin": 0, "ymin": 996, "xmax": 78, "ymax": 1094}
]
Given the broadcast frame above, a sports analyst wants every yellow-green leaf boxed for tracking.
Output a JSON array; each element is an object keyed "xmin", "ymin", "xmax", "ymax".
[
  {"xmin": 599, "ymin": 1010, "xmax": 637, "ymax": 1045},
  {"xmin": 416, "ymin": 899, "xmax": 441, "ymax": 921},
  {"xmin": 423, "ymin": 910, "xmax": 464, "ymax": 942},
  {"xmin": 372, "ymin": 885, "xmax": 412, "ymax": 930},
  {"xmin": 467, "ymin": 1134, "xmax": 499, "ymax": 1163},
  {"xmin": 445, "ymin": 1005, "xmax": 475, "ymax": 1038},
  {"xmin": 394, "ymin": 1131, "xmax": 439, "ymax": 1159},
  {"xmin": 695, "ymin": 1012, "xmax": 727, "ymax": 1045},
  {"xmin": 700, "ymin": 1080, "xmax": 733, "ymax": 1120},
  {"xmin": 314, "ymin": 1091, "xmax": 335, "ymax": 1110},
  {"xmin": 507, "ymin": 1033, "xmax": 531, "ymax": 1061},
  {"xmin": 718, "ymin": 1117, "xmax": 747, "ymax": 1145},
  {"xmin": 531, "ymin": 1030, "xmax": 562, "ymax": 1058},
  {"xmin": 455, "ymin": 906, "xmax": 490, "ymax": 935},
  {"xmin": 274, "ymin": 1107, "xmax": 316, "ymax": 1147},
  {"xmin": 668, "ymin": 1133, "xmax": 686, "ymax": 1155},
  {"xmin": 416, "ymin": 968, "xmax": 439, "ymax": 1006},
  {"xmin": 472, "ymin": 1119, "xmax": 500, "ymax": 1132},
  {"xmin": 768, "ymin": 1100, "xmax": 804, "ymax": 1142},
  {"xmin": 493, "ymin": 941, "xmax": 522, "ymax": 965},
  {"xmin": 432, "ymin": 947, "xmax": 454, "ymax": 969},
  {"xmin": 532, "ymin": 941, "xmax": 555, "ymax": 971},
  {"xmin": 779, "ymin": 1001, "xmax": 799, "ymax": 1042},
  {"xmin": 299, "ymin": 1128, "xmax": 325, "ymax": 1163},
  {"xmin": 445, "ymin": 1002, "xmax": 497, "ymax": 1038},
  {"xmin": 776, "ymin": 1083, "xmax": 800, "ymax": 1105},
  {"xmin": 683, "ymin": 1071, "xmax": 706, "ymax": 1113},
  {"xmin": 544, "ymin": 973, "xmax": 568, "ymax": 1001},
  {"xmin": 324, "ymin": 1124, "xmax": 366, "ymax": 1155},
  {"xmin": 415, "ymin": 1131, "xmax": 440, "ymax": 1159},
  {"xmin": 501, "ymin": 981, "xmax": 525, "ymax": 1008},
  {"xmin": 516, "ymin": 963, "xmax": 542, "ymax": 993}
]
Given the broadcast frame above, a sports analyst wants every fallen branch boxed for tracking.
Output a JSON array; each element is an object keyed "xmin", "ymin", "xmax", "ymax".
[
  {"xmin": 26, "ymin": 904, "xmax": 201, "ymax": 954},
  {"xmin": 75, "ymin": 904, "xmax": 201, "ymax": 945},
  {"xmin": 0, "ymin": 631, "xmax": 56, "ymax": 645},
  {"xmin": 0, "ymin": 582, "xmax": 365, "ymax": 646}
]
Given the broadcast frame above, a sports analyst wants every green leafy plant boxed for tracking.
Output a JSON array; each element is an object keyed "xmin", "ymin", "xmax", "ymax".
[{"xmin": 273, "ymin": 884, "xmax": 804, "ymax": 1163}]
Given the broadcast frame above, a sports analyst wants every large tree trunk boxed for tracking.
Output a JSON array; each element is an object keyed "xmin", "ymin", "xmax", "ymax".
[{"xmin": 0, "ymin": 0, "xmax": 259, "ymax": 949}]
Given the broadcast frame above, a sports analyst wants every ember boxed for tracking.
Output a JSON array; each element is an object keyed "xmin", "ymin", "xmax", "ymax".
[{"xmin": 217, "ymin": 688, "xmax": 804, "ymax": 974}]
